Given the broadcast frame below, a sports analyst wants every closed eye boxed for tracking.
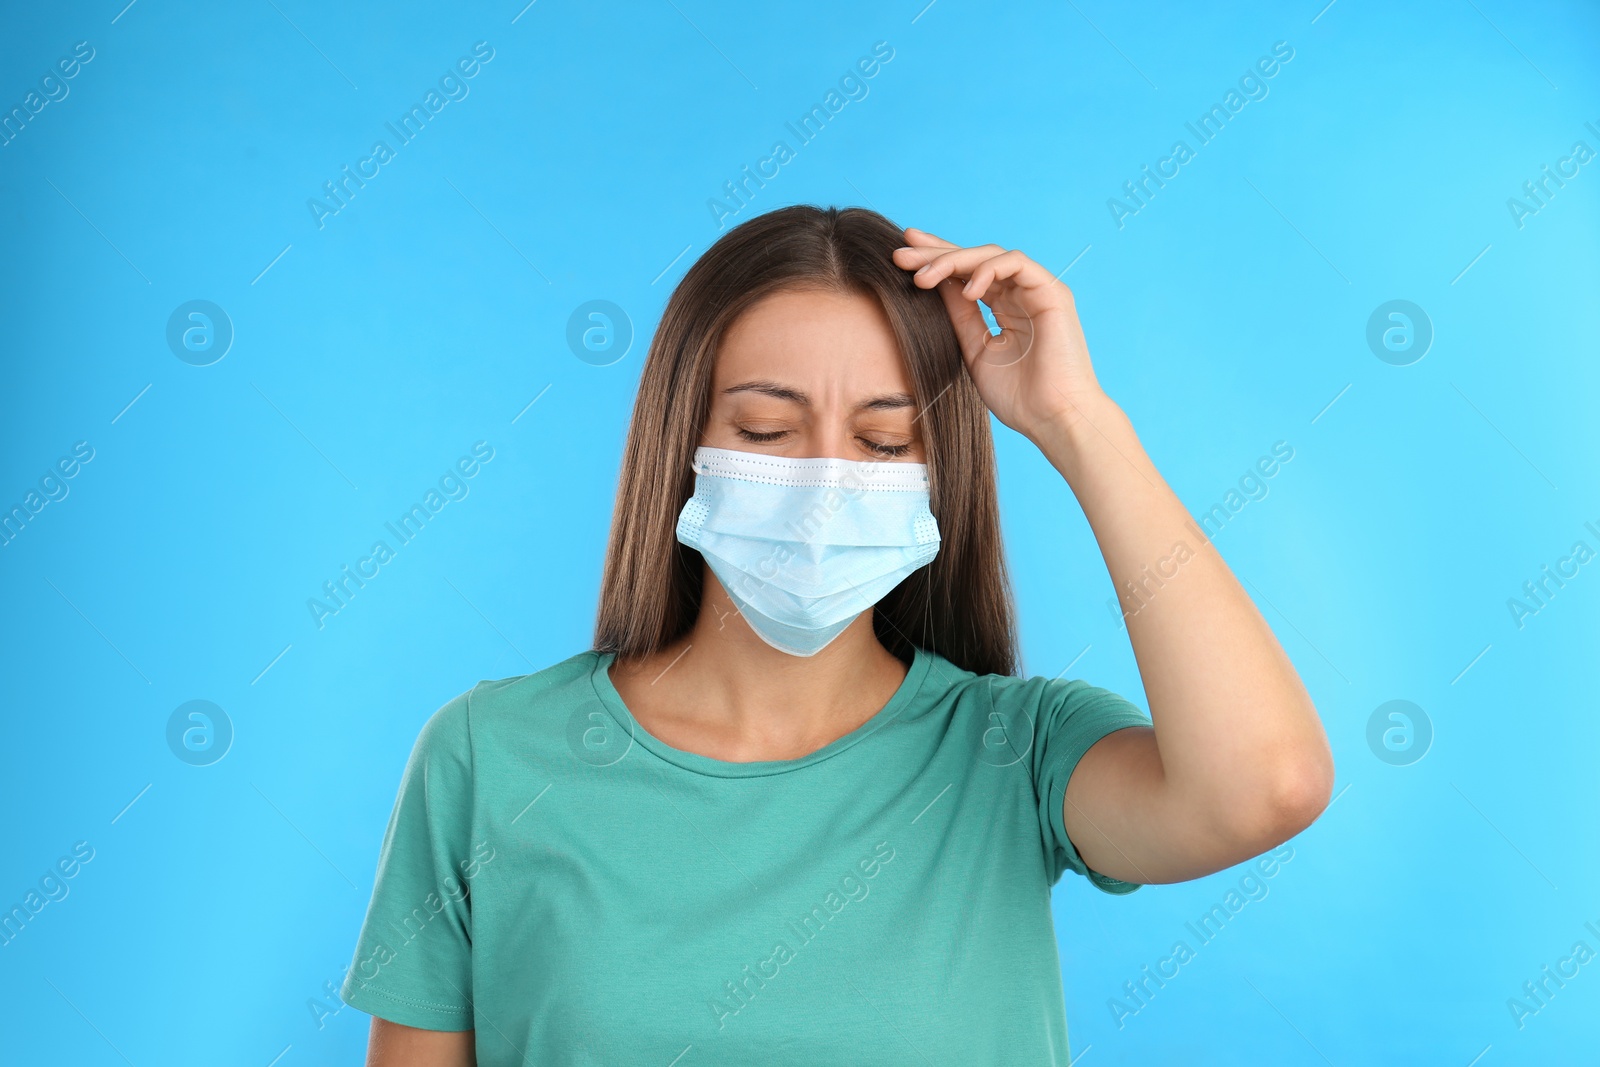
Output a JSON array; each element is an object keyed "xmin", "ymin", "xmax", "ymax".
[
  {"xmin": 861, "ymin": 438, "xmax": 912, "ymax": 457},
  {"xmin": 733, "ymin": 428, "xmax": 912, "ymax": 457}
]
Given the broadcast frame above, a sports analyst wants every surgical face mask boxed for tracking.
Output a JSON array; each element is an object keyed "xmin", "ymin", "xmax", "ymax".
[{"xmin": 675, "ymin": 446, "xmax": 941, "ymax": 657}]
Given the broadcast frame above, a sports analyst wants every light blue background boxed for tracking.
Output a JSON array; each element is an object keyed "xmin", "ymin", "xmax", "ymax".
[{"xmin": 2, "ymin": 0, "xmax": 1596, "ymax": 1063}]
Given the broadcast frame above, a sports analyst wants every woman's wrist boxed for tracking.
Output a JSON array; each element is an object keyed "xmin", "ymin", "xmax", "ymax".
[{"xmin": 1022, "ymin": 390, "xmax": 1136, "ymax": 483}]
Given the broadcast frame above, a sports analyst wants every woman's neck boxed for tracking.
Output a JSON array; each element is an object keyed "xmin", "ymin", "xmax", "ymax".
[{"xmin": 606, "ymin": 575, "xmax": 910, "ymax": 763}]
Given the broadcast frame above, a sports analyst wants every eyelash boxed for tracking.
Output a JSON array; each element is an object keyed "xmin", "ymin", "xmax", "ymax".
[{"xmin": 735, "ymin": 427, "xmax": 912, "ymax": 457}]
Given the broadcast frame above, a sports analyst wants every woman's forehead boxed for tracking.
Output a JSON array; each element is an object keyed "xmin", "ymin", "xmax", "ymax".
[{"xmin": 715, "ymin": 288, "xmax": 910, "ymax": 392}]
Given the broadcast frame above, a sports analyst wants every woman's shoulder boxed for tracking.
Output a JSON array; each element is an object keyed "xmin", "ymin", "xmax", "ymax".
[
  {"xmin": 396, "ymin": 651, "xmax": 606, "ymax": 776},
  {"xmin": 403, "ymin": 649, "xmax": 604, "ymax": 745},
  {"xmin": 448, "ymin": 648, "xmax": 607, "ymax": 730},
  {"xmin": 467, "ymin": 648, "xmax": 602, "ymax": 701}
]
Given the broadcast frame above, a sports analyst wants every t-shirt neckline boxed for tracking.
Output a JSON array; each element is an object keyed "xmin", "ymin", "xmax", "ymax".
[{"xmin": 587, "ymin": 644, "xmax": 934, "ymax": 779}]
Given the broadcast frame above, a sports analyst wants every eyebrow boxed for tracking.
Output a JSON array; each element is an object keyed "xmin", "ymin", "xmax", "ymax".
[{"xmin": 722, "ymin": 379, "xmax": 917, "ymax": 412}]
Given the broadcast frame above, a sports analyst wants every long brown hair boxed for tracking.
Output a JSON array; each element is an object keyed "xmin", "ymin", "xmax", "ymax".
[{"xmin": 593, "ymin": 204, "xmax": 1019, "ymax": 677}]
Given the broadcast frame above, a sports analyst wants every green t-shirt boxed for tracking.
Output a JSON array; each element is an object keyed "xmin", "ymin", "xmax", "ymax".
[{"xmin": 340, "ymin": 644, "xmax": 1152, "ymax": 1064}]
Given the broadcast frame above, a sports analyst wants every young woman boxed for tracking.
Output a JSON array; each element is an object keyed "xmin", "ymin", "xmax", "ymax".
[{"xmin": 340, "ymin": 205, "xmax": 1334, "ymax": 1065}]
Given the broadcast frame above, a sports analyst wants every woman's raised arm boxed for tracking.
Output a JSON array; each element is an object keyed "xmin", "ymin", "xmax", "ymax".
[{"xmin": 893, "ymin": 228, "xmax": 1335, "ymax": 884}]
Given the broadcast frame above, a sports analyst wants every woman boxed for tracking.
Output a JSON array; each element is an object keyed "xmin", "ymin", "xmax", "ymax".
[{"xmin": 340, "ymin": 205, "xmax": 1334, "ymax": 1065}]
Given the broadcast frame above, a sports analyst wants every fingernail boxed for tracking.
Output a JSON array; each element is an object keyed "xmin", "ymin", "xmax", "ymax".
[{"xmin": 915, "ymin": 264, "xmax": 931, "ymax": 275}]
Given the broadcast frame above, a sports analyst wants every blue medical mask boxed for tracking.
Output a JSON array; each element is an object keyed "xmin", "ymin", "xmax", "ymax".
[{"xmin": 675, "ymin": 446, "xmax": 941, "ymax": 657}]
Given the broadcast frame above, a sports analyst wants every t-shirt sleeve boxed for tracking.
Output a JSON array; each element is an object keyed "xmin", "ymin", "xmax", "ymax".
[
  {"xmin": 339, "ymin": 690, "xmax": 478, "ymax": 1030},
  {"xmin": 1023, "ymin": 676, "xmax": 1153, "ymax": 893}
]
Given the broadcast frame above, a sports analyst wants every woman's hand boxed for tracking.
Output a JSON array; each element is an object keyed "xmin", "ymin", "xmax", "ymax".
[{"xmin": 892, "ymin": 227, "xmax": 1106, "ymax": 441}]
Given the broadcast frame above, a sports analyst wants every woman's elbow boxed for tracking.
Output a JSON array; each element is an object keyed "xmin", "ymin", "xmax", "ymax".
[
  {"xmin": 1264, "ymin": 743, "xmax": 1336, "ymax": 840},
  {"xmin": 1214, "ymin": 744, "xmax": 1335, "ymax": 857}
]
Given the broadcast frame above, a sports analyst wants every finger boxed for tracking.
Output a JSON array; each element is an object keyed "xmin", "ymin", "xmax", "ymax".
[
  {"xmin": 935, "ymin": 248, "xmax": 1068, "ymax": 314},
  {"xmin": 961, "ymin": 249, "xmax": 1057, "ymax": 302},
  {"xmin": 903, "ymin": 226, "xmax": 959, "ymax": 249},
  {"xmin": 897, "ymin": 243, "xmax": 1008, "ymax": 287},
  {"xmin": 891, "ymin": 233, "xmax": 967, "ymax": 271},
  {"xmin": 891, "ymin": 243, "xmax": 945, "ymax": 272},
  {"xmin": 894, "ymin": 229, "xmax": 960, "ymax": 270}
]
